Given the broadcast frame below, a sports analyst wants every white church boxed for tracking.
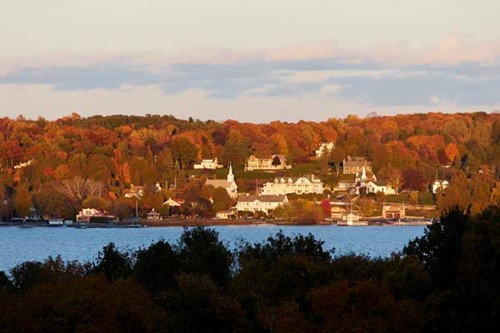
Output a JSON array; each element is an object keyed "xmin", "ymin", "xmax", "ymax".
[{"xmin": 205, "ymin": 164, "xmax": 238, "ymax": 199}]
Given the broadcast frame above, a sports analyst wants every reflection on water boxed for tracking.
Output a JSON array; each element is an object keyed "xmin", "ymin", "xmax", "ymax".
[{"xmin": 0, "ymin": 225, "xmax": 426, "ymax": 271}]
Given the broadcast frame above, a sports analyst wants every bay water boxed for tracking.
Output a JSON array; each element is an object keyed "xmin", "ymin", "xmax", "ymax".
[{"xmin": 0, "ymin": 225, "xmax": 426, "ymax": 272}]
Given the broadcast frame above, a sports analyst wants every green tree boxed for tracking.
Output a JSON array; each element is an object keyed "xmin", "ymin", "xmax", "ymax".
[
  {"xmin": 159, "ymin": 273, "xmax": 245, "ymax": 333},
  {"xmin": 170, "ymin": 138, "xmax": 198, "ymax": 169},
  {"xmin": 93, "ymin": 243, "xmax": 133, "ymax": 281},
  {"xmin": 212, "ymin": 187, "xmax": 233, "ymax": 212},
  {"xmin": 221, "ymin": 130, "xmax": 251, "ymax": 167},
  {"xmin": 34, "ymin": 182, "xmax": 76, "ymax": 219},
  {"xmin": 135, "ymin": 240, "xmax": 180, "ymax": 293},
  {"xmin": 404, "ymin": 207, "xmax": 468, "ymax": 288},
  {"xmin": 178, "ymin": 228, "xmax": 232, "ymax": 287},
  {"xmin": 14, "ymin": 183, "xmax": 32, "ymax": 218}
]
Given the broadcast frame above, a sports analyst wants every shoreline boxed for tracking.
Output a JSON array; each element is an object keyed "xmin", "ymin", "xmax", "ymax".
[{"xmin": 0, "ymin": 219, "xmax": 432, "ymax": 228}]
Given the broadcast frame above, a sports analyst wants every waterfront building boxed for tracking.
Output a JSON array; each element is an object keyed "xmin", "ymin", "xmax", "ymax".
[
  {"xmin": 76, "ymin": 208, "xmax": 116, "ymax": 222},
  {"xmin": 146, "ymin": 209, "xmax": 161, "ymax": 220},
  {"xmin": 261, "ymin": 175, "xmax": 324, "ymax": 195},
  {"xmin": 382, "ymin": 204, "xmax": 406, "ymax": 219},
  {"xmin": 215, "ymin": 210, "xmax": 236, "ymax": 219},
  {"xmin": 236, "ymin": 194, "xmax": 288, "ymax": 215}
]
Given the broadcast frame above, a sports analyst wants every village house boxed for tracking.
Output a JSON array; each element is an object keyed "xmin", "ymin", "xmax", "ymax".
[
  {"xmin": 261, "ymin": 175, "xmax": 324, "ymax": 195},
  {"xmin": 334, "ymin": 177, "xmax": 357, "ymax": 192},
  {"xmin": 315, "ymin": 142, "xmax": 335, "ymax": 158},
  {"xmin": 76, "ymin": 208, "xmax": 116, "ymax": 222},
  {"xmin": 329, "ymin": 201, "xmax": 352, "ymax": 219},
  {"xmin": 432, "ymin": 179, "xmax": 449, "ymax": 194},
  {"xmin": 246, "ymin": 154, "xmax": 289, "ymax": 171},
  {"xmin": 162, "ymin": 197, "xmax": 184, "ymax": 216},
  {"xmin": 76, "ymin": 208, "xmax": 100, "ymax": 222},
  {"xmin": 366, "ymin": 181, "xmax": 396, "ymax": 195},
  {"xmin": 146, "ymin": 209, "xmax": 161, "ymax": 220},
  {"xmin": 215, "ymin": 209, "xmax": 236, "ymax": 219},
  {"xmin": 382, "ymin": 204, "xmax": 406, "ymax": 219},
  {"xmin": 163, "ymin": 197, "xmax": 184, "ymax": 207},
  {"xmin": 236, "ymin": 194, "xmax": 289, "ymax": 215},
  {"xmin": 342, "ymin": 156, "xmax": 372, "ymax": 174},
  {"xmin": 193, "ymin": 157, "xmax": 223, "ymax": 170},
  {"xmin": 205, "ymin": 164, "xmax": 238, "ymax": 199}
]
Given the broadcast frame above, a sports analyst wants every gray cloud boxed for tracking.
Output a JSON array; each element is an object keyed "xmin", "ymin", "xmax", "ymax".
[
  {"xmin": 0, "ymin": 64, "xmax": 163, "ymax": 90},
  {"xmin": 1, "ymin": 56, "xmax": 500, "ymax": 107}
]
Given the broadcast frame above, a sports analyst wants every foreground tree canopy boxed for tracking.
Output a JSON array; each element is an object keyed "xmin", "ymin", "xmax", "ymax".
[{"xmin": 0, "ymin": 206, "xmax": 498, "ymax": 332}]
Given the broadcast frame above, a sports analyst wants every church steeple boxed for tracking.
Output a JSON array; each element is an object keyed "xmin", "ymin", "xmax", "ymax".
[{"xmin": 227, "ymin": 163, "xmax": 234, "ymax": 183}]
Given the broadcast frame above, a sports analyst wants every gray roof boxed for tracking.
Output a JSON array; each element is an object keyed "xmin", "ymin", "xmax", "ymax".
[
  {"xmin": 238, "ymin": 194, "xmax": 288, "ymax": 203},
  {"xmin": 343, "ymin": 156, "xmax": 372, "ymax": 167}
]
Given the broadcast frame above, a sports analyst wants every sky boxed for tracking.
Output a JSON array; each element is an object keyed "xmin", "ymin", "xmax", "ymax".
[{"xmin": 1, "ymin": 0, "xmax": 499, "ymax": 122}]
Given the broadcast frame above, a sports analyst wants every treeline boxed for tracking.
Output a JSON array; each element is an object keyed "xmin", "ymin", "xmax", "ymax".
[
  {"xmin": 0, "ymin": 206, "xmax": 498, "ymax": 332},
  {"xmin": 0, "ymin": 112, "xmax": 499, "ymax": 219}
]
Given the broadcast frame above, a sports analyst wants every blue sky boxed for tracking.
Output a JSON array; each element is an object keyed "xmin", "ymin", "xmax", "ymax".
[{"xmin": 1, "ymin": 0, "xmax": 499, "ymax": 122}]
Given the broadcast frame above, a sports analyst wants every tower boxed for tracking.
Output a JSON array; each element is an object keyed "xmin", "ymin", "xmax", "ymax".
[
  {"xmin": 227, "ymin": 163, "xmax": 235, "ymax": 183},
  {"xmin": 360, "ymin": 166, "xmax": 368, "ymax": 182}
]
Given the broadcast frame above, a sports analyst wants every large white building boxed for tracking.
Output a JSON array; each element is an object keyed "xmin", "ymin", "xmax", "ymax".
[
  {"xmin": 246, "ymin": 155, "xmax": 289, "ymax": 171},
  {"xmin": 205, "ymin": 164, "xmax": 238, "ymax": 199},
  {"xmin": 194, "ymin": 158, "xmax": 223, "ymax": 170},
  {"xmin": 261, "ymin": 175, "xmax": 324, "ymax": 195},
  {"xmin": 236, "ymin": 194, "xmax": 289, "ymax": 214}
]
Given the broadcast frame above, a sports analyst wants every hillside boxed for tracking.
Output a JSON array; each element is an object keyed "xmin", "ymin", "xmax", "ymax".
[{"xmin": 0, "ymin": 112, "xmax": 499, "ymax": 219}]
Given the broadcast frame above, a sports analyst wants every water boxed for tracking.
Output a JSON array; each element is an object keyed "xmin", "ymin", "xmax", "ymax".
[{"xmin": 0, "ymin": 225, "xmax": 426, "ymax": 272}]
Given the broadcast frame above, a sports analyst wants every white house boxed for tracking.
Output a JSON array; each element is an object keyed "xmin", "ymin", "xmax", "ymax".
[
  {"xmin": 261, "ymin": 175, "xmax": 324, "ymax": 195},
  {"xmin": 13, "ymin": 160, "xmax": 33, "ymax": 169},
  {"xmin": 366, "ymin": 181, "xmax": 396, "ymax": 195},
  {"xmin": 76, "ymin": 208, "xmax": 100, "ymax": 222},
  {"xmin": 147, "ymin": 209, "xmax": 161, "ymax": 220},
  {"xmin": 315, "ymin": 142, "xmax": 335, "ymax": 158},
  {"xmin": 432, "ymin": 180, "xmax": 449, "ymax": 194},
  {"xmin": 76, "ymin": 208, "xmax": 116, "ymax": 222},
  {"xmin": 246, "ymin": 155, "xmax": 289, "ymax": 171},
  {"xmin": 194, "ymin": 158, "xmax": 223, "ymax": 170},
  {"xmin": 163, "ymin": 197, "xmax": 184, "ymax": 207},
  {"xmin": 215, "ymin": 210, "xmax": 236, "ymax": 219},
  {"xmin": 236, "ymin": 194, "xmax": 289, "ymax": 215},
  {"xmin": 335, "ymin": 178, "xmax": 357, "ymax": 192},
  {"xmin": 205, "ymin": 164, "xmax": 238, "ymax": 199}
]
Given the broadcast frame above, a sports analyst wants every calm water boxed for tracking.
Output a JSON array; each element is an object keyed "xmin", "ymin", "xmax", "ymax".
[{"xmin": 0, "ymin": 225, "xmax": 426, "ymax": 272}]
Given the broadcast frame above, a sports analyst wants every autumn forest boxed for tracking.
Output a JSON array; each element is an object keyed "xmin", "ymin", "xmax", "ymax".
[{"xmin": 0, "ymin": 112, "xmax": 499, "ymax": 220}]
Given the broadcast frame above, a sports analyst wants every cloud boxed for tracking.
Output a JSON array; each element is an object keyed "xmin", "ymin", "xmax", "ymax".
[
  {"xmin": 0, "ymin": 64, "xmax": 164, "ymax": 91},
  {"xmin": 1, "ymin": 33, "xmax": 500, "ymax": 109}
]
